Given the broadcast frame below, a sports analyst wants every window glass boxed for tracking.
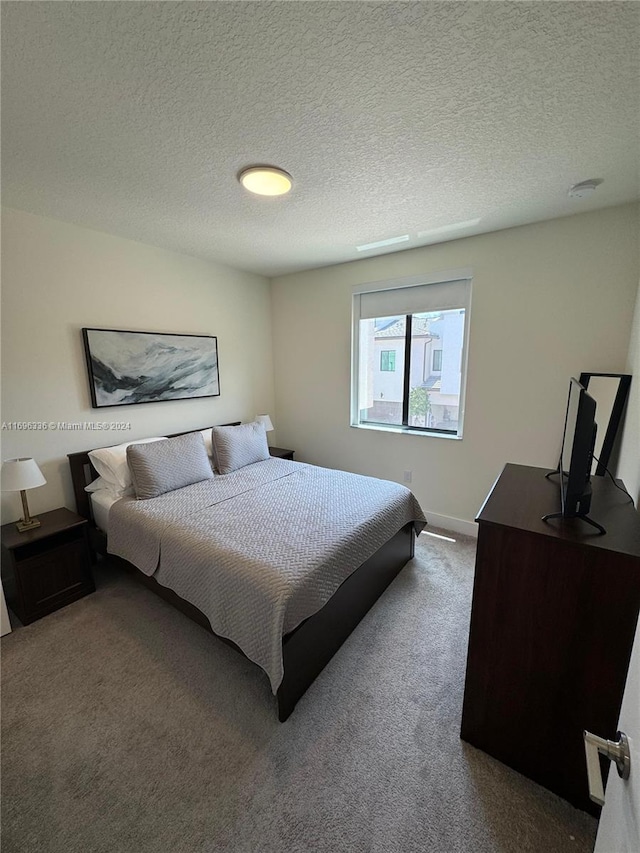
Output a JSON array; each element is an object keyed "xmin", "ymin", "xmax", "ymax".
[
  {"xmin": 352, "ymin": 277, "xmax": 470, "ymax": 437},
  {"xmin": 408, "ymin": 311, "xmax": 465, "ymax": 432},
  {"xmin": 358, "ymin": 316, "xmax": 406, "ymax": 426}
]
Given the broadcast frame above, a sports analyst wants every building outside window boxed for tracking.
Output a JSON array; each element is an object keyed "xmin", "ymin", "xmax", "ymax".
[{"xmin": 352, "ymin": 272, "xmax": 471, "ymax": 437}]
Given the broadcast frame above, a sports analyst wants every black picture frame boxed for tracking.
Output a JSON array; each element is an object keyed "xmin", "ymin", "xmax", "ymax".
[{"xmin": 82, "ymin": 327, "xmax": 220, "ymax": 408}]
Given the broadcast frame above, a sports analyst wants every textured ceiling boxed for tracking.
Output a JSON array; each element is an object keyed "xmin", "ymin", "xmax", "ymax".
[{"xmin": 2, "ymin": 1, "xmax": 639, "ymax": 277}]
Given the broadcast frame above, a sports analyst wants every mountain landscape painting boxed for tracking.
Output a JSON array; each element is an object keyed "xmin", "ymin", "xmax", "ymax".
[{"xmin": 82, "ymin": 328, "xmax": 220, "ymax": 408}]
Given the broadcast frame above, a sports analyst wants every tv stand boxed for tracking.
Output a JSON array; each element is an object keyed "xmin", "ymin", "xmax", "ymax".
[
  {"xmin": 541, "ymin": 510, "xmax": 606, "ymax": 535},
  {"xmin": 461, "ymin": 463, "xmax": 640, "ymax": 815},
  {"xmin": 542, "ymin": 467, "xmax": 606, "ymax": 533}
]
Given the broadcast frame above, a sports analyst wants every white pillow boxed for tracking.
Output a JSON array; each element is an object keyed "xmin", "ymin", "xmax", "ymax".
[
  {"xmin": 88, "ymin": 437, "xmax": 167, "ymax": 493},
  {"xmin": 84, "ymin": 476, "xmax": 113, "ymax": 493},
  {"xmin": 84, "ymin": 475, "xmax": 133, "ymax": 498},
  {"xmin": 199, "ymin": 428, "xmax": 213, "ymax": 457}
]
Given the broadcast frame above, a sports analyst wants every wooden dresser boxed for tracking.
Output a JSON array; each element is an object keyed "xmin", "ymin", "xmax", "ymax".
[{"xmin": 460, "ymin": 463, "xmax": 640, "ymax": 815}]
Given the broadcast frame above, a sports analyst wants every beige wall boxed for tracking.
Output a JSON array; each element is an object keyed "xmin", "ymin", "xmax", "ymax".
[
  {"xmin": 271, "ymin": 204, "xmax": 639, "ymax": 532},
  {"xmin": 617, "ymin": 276, "xmax": 640, "ymax": 505},
  {"xmin": 2, "ymin": 204, "xmax": 637, "ymax": 532},
  {"xmin": 1, "ymin": 208, "xmax": 275, "ymax": 522}
]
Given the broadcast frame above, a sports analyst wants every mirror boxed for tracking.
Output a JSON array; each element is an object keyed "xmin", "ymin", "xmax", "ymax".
[{"xmin": 579, "ymin": 372, "xmax": 632, "ymax": 476}]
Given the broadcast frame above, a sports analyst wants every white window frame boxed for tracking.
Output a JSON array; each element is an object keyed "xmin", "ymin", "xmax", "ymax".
[{"xmin": 350, "ymin": 268, "xmax": 473, "ymax": 439}]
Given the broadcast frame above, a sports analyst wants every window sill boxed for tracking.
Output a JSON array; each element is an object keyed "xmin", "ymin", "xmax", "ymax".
[{"xmin": 350, "ymin": 423, "xmax": 462, "ymax": 440}]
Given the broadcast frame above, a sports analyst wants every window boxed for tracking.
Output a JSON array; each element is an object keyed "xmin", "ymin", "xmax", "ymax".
[
  {"xmin": 380, "ymin": 350, "xmax": 396, "ymax": 372},
  {"xmin": 352, "ymin": 272, "xmax": 471, "ymax": 437}
]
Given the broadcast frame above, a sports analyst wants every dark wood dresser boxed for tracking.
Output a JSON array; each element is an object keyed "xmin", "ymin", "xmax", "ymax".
[
  {"xmin": 460, "ymin": 463, "xmax": 640, "ymax": 815},
  {"xmin": 1, "ymin": 507, "xmax": 94, "ymax": 625}
]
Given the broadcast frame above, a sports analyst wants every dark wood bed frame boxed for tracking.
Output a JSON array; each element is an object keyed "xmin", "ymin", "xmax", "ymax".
[{"xmin": 67, "ymin": 425, "xmax": 415, "ymax": 721}]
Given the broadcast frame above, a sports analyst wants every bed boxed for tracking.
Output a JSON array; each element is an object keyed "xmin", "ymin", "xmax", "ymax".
[{"xmin": 68, "ymin": 423, "xmax": 426, "ymax": 720}]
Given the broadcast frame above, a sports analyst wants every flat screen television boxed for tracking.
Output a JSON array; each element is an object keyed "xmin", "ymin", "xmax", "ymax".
[{"xmin": 543, "ymin": 377, "xmax": 605, "ymax": 534}]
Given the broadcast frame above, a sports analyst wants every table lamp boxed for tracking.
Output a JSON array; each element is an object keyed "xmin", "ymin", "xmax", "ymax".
[
  {"xmin": 1, "ymin": 458, "xmax": 47, "ymax": 532},
  {"xmin": 255, "ymin": 414, "xmax": 274, "ymax": 432}
]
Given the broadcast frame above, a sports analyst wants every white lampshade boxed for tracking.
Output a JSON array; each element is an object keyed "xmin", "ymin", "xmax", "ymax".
[
  {"xmin": 1, "ymin": 458, "xmax": 47, "ymax": 491},
  {"xmin": 255, "ymin": 414, "xmax": 274, "ymax": 432}
]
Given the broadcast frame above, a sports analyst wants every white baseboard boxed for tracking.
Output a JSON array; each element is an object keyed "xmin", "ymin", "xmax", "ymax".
[{"xmin": 422, "ymin": 512, "xmax": 478, "ymax": 538}]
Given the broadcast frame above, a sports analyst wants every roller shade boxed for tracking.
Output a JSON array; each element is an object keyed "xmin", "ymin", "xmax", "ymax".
[{"xmin": 358, "ymin": 278, "xmax": 470, "ymax": 320}]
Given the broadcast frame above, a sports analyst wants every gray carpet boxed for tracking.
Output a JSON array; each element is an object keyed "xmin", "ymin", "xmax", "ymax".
[{"xmin": 1, "ymin": 530, "xmax": 597, "ymax": 853}]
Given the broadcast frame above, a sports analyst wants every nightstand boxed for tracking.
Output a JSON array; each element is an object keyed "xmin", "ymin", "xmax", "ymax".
[
  {"xmin": 269, "ymin": 446, "xmax": 295, "ymax": 461},
  {"xmin": 1, "ymin": 507, "xmax": 94, "ymax": 625}
]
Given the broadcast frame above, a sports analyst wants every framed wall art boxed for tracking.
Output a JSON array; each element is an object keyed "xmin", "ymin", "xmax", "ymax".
[{"xmin": 82, "ymin": 328, "xmax": 220, "ymax": 408}]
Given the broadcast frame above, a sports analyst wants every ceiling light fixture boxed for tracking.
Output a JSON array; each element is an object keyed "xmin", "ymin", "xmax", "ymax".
[
  {"xmin": 567, "ymin": 179, "xmax": 603, "ymax": 200},
  {"xmin": 239, "ymin": 166, "xmax": 292, "ymax": 196},
  {"xmin": 356, "ymin": 234, "xmax": 410, "ymax": 252}
]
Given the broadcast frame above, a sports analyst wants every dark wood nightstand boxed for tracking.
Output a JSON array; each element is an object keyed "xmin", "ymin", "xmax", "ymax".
[
  {"xmin": 269, "ymin": 446, "xmax": 295, "ymax": 461},
  {"xmin": 1, "ymin": 507, "xmax": 94, "ymax": 625}
]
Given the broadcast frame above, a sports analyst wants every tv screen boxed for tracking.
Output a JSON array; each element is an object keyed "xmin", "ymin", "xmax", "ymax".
[{"xmin": 559, "ymin": 378, "xmax": 597, "ymax": 518}]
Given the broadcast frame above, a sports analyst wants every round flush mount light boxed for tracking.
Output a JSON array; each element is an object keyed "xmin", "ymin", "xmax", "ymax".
[
  {"xmin": 568, "ymin": 178, "xmax": 603, "ymax": 200},
  {"xmin": 238, "ymin": 166, "xmax": 293, "ymax": 196}
]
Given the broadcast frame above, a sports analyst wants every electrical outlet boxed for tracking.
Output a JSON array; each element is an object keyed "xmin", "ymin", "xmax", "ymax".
[{"xmin": 403, "ymin": 470, "xmax": 412, "ymax": 484}]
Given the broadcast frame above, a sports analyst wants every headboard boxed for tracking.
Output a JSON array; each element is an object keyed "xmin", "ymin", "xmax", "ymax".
[{"xmin": 67, "ymin": 422, "xmax": 241, "ymax": 522}]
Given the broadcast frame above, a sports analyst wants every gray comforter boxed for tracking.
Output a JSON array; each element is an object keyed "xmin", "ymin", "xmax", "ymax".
[{"xmin": 108, "ymin": 458, "xmax": 426, "ymax": 692}]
